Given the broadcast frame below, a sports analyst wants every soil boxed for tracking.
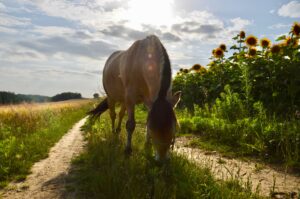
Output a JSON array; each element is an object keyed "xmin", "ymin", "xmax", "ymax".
[{"xmin": 174, "ymin": 136, "xmax": 300, "ymax": 197}]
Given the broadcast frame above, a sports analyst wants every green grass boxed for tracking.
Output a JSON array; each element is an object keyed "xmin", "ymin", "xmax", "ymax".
[
  {"xmin": 0, "ymin": 100, "xmax": 93, "ymax": 188},
  {"xmin": 68, "ymin": 106, "xmax": 263, "ymax": 199}
]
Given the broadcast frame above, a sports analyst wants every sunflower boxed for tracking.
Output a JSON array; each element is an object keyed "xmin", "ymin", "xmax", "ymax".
[
  {"xmin": 284, "ymin": 36, "xmax": 299, "ymax": 47},
  {"xmin": 260, "ymin": 38, "xmax": 271, "ymax": 48},
  {"xmin": 199, "ymin": 67, "xmax": 207, "ymax": 73},
  {"xmin": 245, "ymin": 35, "xmax": 258, "ymax": 46},
  {"xmin": 248, "ymin": 47, "xmax": 257, "ymax": 57},
  {"xmin": 213, "ymin": 48, "xmax": 224, "ymax": 58},
  {"xmin": 192, "ymin": 64, "xmax": 201, "ymax": 71},
  {"xmin": 179, "ymin": 68, "xmax": 183, "ymax": 72},
  {"xmin": 291, "ymin": 22, "xmax": 300, "ymax": 36},
  {"xmin": 219, "ymin": 44, "xmax": 226, "ymax": 51},
  {"xmin": 285, "ymin": 36, "xmax": 292, "ymax": 46},
  {"xmin": 270, "ymin": 44, "xmax": 281, "ymax": 54},
  {"xmin": 240, "ymin": 31, "xmax": 246, "ymax": 39},
  {"xmin": 183, "ymin": 69, "xmax": 189, "ymax": 73}
]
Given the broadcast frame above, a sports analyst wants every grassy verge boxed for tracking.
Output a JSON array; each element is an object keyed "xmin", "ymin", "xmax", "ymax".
[
  {"xmin": 0, "ymin": 100, "xmax": 93, "ymax": 188},
  {"xmin": 68, "ymin": 106, "xmax": 262, "ymax": 198},
  {"xmin": 176, "ymin": 87, "xmax": 300, "ymax": 171}
]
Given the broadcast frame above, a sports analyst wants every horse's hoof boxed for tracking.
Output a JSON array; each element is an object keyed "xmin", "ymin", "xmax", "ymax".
[{"xmin": 124, "ymin": 147, "xmax": 132, "ymax": 155}]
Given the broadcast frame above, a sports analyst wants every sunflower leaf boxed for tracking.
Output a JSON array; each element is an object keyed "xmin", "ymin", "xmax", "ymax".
[{"xmin": 276, "ymin": 35, "xmax": 286, "ymax": 41}]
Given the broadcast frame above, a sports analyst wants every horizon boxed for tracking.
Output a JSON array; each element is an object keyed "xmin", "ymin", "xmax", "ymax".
[{"xmin": 0, "ymin": 0, "xmax": 299, "ymax": 97}]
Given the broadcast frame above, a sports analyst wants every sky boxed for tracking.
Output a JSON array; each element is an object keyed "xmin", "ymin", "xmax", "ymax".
[{"xmin": 0, "ymin": 0, "xmax": 299, "ymax": 97}]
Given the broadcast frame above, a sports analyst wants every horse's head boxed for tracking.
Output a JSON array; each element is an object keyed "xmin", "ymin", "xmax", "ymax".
[{"xmin": 147, "ymin": 91, "xmax": 181, "ymax": 162}]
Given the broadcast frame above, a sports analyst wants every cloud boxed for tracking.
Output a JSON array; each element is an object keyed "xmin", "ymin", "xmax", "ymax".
[
  {"xmin": 268, "ymin": 23, "xmax": 291, "ymax": 29},
  {"xmin": 229, "ymin": 17, "xmax": 251, "ymax": 30},
  {"xmin": 101, "ymin": 24, "xmax": 181, "ymax": 42},
  {"xmin": 161, "ymin": 32, "xmax": 181, "ymax": 42},
  {"xmin": 18, "ymin": 36, "xmax": 117, "ymax": 60},
  {"xmin": 31, "ymin": 69, "xmax": 98, "ymax": 77},
  {"xmin": 278, "ymin": 1, "xmax": 300, "ymax": 18},
  {"xmin": 19, "ymin": 0, "xmax": 127, "ymax": 29},
  {"xmin": 0, "ymin": 2, "xmax": 5, "ymax": 11},
  {"xmin": 169, "ymin": 14, "xmax": 251, "ymax": 44},
  {"xmin": 0, "ymin": 13, "xmax": 31, "ymax": 27},
  {"xmin": 172, "ymin": 22, "xmax": 222, "ymax": 35},
  {"xmin": 101, "ymin": 24, "xmax": 147, "ymax": 40}
]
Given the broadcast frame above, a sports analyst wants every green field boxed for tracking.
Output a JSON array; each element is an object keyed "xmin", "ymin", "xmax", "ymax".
[{"xmin": 0, "ymin": 100, "xmax": 93, "ymax": 188}]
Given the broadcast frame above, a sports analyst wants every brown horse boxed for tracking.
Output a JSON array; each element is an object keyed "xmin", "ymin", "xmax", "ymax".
[{"xmin": 89, "ymin": 35, "xmax": 181, "ymax": 161}]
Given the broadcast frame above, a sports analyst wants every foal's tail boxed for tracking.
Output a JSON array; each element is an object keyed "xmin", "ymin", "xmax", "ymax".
[{"xmin": 88, "ymin": 98, "xmax": 108, "ymax": 119}]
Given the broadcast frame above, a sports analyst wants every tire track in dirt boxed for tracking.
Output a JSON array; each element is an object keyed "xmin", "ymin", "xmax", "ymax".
[
  {"xmin": 1, "ymin": 117, "xmax": 87, "ymax": 199},
  {"xmin": 175, "ymin": 136, "xmax": 300, "ymax": 197}
]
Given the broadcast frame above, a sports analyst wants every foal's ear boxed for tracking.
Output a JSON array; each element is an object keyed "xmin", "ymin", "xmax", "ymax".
[{"xmin": 172, "ymin": 91, "xmax": 182, "ymax": 108}]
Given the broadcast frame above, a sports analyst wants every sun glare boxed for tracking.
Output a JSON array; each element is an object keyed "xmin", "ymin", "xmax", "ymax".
[{"xmin": 126, "ymin": 0, "xmax": 174, "ymax": 29}]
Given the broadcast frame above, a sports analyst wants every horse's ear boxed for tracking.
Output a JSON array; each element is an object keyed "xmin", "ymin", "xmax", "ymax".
[{"xmin": 172, "ymin": 91, "xmax": 181, "ymax": 108}]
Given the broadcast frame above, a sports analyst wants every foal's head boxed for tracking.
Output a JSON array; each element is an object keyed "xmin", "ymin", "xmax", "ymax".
[{"xmin": 147, "ymin": 91, "xmax": 181, "ymax": 162}]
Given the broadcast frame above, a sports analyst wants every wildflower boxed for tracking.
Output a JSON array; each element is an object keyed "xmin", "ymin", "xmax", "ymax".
[
  {"xmin": 183, "ymin": 69, "xmax": 189, "ymax": 73},
  {"xmin": 291, "ymin": 22, "xmax": 300, "ymax": 36},
  {"xmin": 248, "ymin": 47, "xmax": 257, "ymax": 57},
  {"xmin": 240, "ymin": 31, "xmax": 246, "ymax": 39},
  {"xmin": 245, "ymin": 35, "xmax": 258, "ymax": 46},
  {"xmin": 270, "ymin": 44, "xmax": 281, "ymax": 54},
  {"xmin": 260, "ymin": 38, "xmax": 271, "ymax": 48},
  {"xmin": 179, "ymin": 68, "xmax": 183, "ymax": 72},
  {"xmin": 192, "ymin": 64, "xmax": 201, "ymax": 71},
  {"xmin": 213, "ymin": 48, "xmax": 224, "ymax": 58},
  {"xmin": 219, "ymin": 44, "xmax": 227, "ymax": 51}
]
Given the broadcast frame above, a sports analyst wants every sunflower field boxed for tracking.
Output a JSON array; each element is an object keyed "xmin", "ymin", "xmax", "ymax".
[{"xmin": 173, "ymin": 22, "xmax": 300, "ymax": 168}]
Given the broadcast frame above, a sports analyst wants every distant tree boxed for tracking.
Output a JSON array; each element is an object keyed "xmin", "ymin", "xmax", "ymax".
[
  {"xmin": 0, "ymin": 91, "xmax": 29, "ymax": 104},
  {"xmin": 93, "ymin": 93, "xmax": 99, "ymax": 98},
  {"xmin": 51, "ymin": 92, "xmax": 82, "ymax": 102},
  {"xmin": 0, "ymin": 91, "xmax": 50, "ymax": 104}
]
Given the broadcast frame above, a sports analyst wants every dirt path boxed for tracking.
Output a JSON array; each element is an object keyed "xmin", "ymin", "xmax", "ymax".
[
  {"xmin": 1, "ymin": 117, "xmax": 87, "ymax": 199},
  {"xmin": 175, "ymin": 136, "xmax": 300, "ymax": 197}
]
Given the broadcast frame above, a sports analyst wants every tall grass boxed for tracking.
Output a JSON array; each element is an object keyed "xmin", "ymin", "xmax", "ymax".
[
  {"xmin": 0, "ymin": 100, "xmax": 93, "ymax": 188},
  {"xmin": 178, "ymin": 86, "xmax": 300, "ymax": 169},
  {"xmin": 68, "ymin": 106, "xmax": 262, "ymax": 198}
]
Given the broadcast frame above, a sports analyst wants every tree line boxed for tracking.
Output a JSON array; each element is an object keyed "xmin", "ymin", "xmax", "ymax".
[{"xmin": 0, "ymin": 91, "xmax": 82, "ymax": 104}]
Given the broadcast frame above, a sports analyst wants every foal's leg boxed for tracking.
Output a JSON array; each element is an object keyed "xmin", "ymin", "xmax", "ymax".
[
  {"xmin": 125, "ymin": 102, "xmax": 135, "ymax": 154},
  {"xmin": 108, "ymin": 99, "xmax": 116, "ymax": 132},
  {"xmin": 115, "ymin": 104, "xmax": 125, "ymax": 133}
]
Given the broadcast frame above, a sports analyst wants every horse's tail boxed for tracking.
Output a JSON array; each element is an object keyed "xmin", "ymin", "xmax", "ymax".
[{"xmin": 88, "ymin": 98, "xmax": 108, "ymax": 119}]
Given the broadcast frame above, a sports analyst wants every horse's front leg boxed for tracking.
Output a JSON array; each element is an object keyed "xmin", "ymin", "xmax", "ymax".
[{"xmin": 125, "ymin": 103, "xmax": 135, "ymax": 155}]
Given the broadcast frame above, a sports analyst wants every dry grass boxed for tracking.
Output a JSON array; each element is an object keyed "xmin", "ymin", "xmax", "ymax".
[{"xmin": 0, "ymin": 99, "xmax": 94, "ymax": 188}]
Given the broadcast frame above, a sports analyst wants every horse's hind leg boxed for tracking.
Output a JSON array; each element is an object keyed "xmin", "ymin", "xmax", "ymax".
[
  {"xmin": 125, "ymin": 102, "xmax": 135, "ymax": 155},
  {"xmin": 115, "ymin": 104, "xmax": 125, "ymax": 133},
  {"xmin": 108, "ymin": 99, "xmax": 116, "ymax": 132}
]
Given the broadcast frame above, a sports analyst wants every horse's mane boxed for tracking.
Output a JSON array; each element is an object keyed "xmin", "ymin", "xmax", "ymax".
[
  {"xmin": 147, "ymin": 40, "xmax": 175, "ymax": 133},
  {"xmin": 158, "ymin": 44, "xmax": 171, "ymax": 99}
]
